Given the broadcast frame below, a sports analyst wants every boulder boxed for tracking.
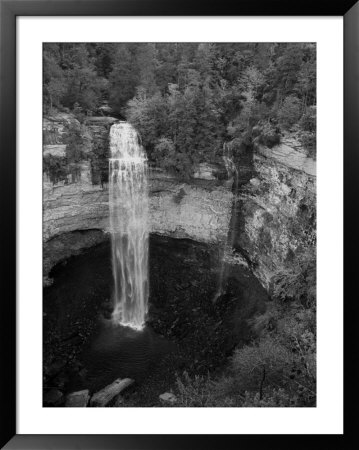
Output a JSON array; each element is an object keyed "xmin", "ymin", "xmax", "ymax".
[
  {"xmin": 43, "ymin": 144, "xmax": 67, "ymax": 158},
  {"xmin": 43, "ymin": 389, "xmax": 63, "ymax": 406},
  {"xmin": 90, "ymin": 378, "xmax": 134, "ymax": 407},
  {"xmin": 159, "ymin": 392, "xmax": 177, "ymax": 405},
  {"xmin": 65, "ymin": 389, "xmax": 90, "ymax": 407}
]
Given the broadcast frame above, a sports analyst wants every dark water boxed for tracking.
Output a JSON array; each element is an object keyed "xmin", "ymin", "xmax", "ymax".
[
  {"xmin": 43, "ymin": 239, "xmax": 170, "ymax": 395},
  {"xmin": 79, "ymin": 321, "xmax": 171, "ymax": 392},
  {"xmin": 43, "ymin": 234, "xmax": 268, "ymax": 405}
]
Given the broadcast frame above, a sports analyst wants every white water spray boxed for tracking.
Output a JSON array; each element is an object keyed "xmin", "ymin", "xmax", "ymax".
[{"xmin": 109, "ymin": 122, "xmax": 149, "ymax": 330}]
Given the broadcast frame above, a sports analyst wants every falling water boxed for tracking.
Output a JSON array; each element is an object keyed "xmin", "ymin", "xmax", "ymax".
[
  {"xmin": 213, "ymin": 144, "xmax": 239, "ymax": 303},
  {"xmin": 109, "ymin": 122, "xmax": 149, "ymax": 330}
]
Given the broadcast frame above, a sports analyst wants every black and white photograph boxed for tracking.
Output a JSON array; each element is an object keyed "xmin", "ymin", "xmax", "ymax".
[{"xmin": 42, "ymin": 42, "xmax": 316, "ymax": 408}]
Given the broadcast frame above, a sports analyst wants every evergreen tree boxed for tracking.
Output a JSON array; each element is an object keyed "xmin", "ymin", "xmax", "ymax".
[
  {"xmin": 136, "ymin": 43, "xmax": 159, "ymax": 96},
  {"xmin": 43, "ymin": 44, "xmax": 66, "ymax": 111},
  {"xmin": 43, "ymin": 42, "xmax": 316, "ymax": 165},
  {"xmin": 109, "ymin": 44, "xmax": 140, "ymax": 113}
]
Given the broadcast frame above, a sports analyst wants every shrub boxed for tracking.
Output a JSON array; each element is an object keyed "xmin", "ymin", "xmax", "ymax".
[
  {"xmin": 174, "ymin": 372, "xmax": 246, "ymax": 407},
  {"xmin": 175, "ymin": 372, "xmax": 223, "ymax": 407},
  {"xmin": 151, "ymin": 138, "xmax": 192, "ymax": 178},
  {"xmin": 241, "ymin": 388, "xmax": 299, "ymax": 407},
  {"xmin": 89, "ymin": 130, "xmax": 109, "ymax": 186},
  {"xmin": 271, "ymin": 251, "xmax": 316, "ymax": 307},
  {"xmin": 153, "ymin": 138, "xmax": 175, "ymax": 170},
  {"xmin": 43, "ymin": 154, "xmax": 68, "ymax": 185},
  {"xmin": 253, "ymin": 122, "xmax": 281, "ymax": 148},
  {"xmin": 278, "ymin": 313, "xmax": 316, "ymax": 382},
  {"xmin": 172, "ymin": 307, "xmax": 316, "ymax": 407},
  {"xmin": 62, "ymin": 123, "xmax": 88, "ymax": 163},
  {"xmin": 299, "ymin": 106, "xmax": 316, "ymax": 132},
  {"xmin": 73, "ymin": 102, "xmax": 86, "ymax": 123},
  {"xmin": 231, "ymin": 336, "xmax": 294, "ymax": 393},
  {"xmin": 299, "ymin": 131, "xmax": 316, "ymax": 159},
  {"xmin": 277, "ymin": 95, "xmax": 302, "ymax": 130}
]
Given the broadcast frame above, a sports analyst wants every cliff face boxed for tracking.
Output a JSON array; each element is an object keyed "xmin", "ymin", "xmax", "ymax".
[
  {"xmin": 43, "ymin": 112, "xmax": 316, "ymax": 292},
  {"xmin": 43, "ymin": 162, "xmax": 108, "ymax": 240},
  {"xmin": 233, "ymin": 139, "xmax": 316, "ymax": 289},
  {"xmin": 43, "ymin": 165, "xmax": 233, "ymax": 244},
  {"xmin": 43, "ymin": 112, "xmax": 233, "ymax": 283}
]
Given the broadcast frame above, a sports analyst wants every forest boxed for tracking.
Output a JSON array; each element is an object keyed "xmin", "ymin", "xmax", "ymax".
[
  {"xmin": 44, "ymin": 42, "xmax": 316, "ymax": 177},
  {"xmin": 43, "ymin": 43, "xmax": 316, "ymax": 408}
]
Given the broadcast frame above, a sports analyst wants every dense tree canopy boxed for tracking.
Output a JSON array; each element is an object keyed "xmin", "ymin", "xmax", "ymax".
[{"xmin": 43, "ymin": 43, "xmax": 316, "ymax": 175}]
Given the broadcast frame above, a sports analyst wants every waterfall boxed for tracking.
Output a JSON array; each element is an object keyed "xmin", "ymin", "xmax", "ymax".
[
  {"xmin": 109, "ymin": 122, "xmax": 149, "ymax": 330},
  {"xmin": 213, "ymin": 146, "xmax": 239, "ymax": 303}
]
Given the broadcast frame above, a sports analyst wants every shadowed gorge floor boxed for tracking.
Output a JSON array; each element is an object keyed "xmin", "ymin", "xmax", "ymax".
[{"xmin": 43, "ymin": 234, "xmax": 268, "ymax": 406}]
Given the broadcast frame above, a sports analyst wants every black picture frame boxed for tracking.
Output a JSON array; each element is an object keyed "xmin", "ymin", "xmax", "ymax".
[{"xmin": 1, "ymin": 0, "xmax": 357, "ymax": 448}]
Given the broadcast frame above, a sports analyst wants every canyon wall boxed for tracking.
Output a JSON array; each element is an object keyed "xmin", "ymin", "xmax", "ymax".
[
  {"xmin": 43, "ymin": 112, "xmax": 316, "ymax": 291},
  {"xmin": 43, "ymin": 112, "xmax": 233, "ymax": 284},
  {"xmin": 43, "ymin": 166, "xmax": 233, "ymax": 245},
  {"xmin": 233, "ymin": 138, "xmax": 316, "ymax": 289}
]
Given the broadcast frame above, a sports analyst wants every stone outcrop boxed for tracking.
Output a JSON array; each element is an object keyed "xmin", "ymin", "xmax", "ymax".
[
  {"xmin": 43, "ymin": 165, "xmax": 233, "ymax": 283},
  {"xmin": 43, "ymin": 167, "xmax": 233, "ymax": 244},
  {"xmin": 43, "ymin": 112, "xmax": 79, "ymax": 144},
  {"xmin": 43, "ymin": 144, "xmax": 67, "ymax": 157},
  {"xmin": 159, "ymin": 392, "xmax": 177, "ymax": 405},
  {"xmin": 149, "ymin": 172, "xmax": 232, "ymax": 244},
  {"xmin": 43, "ymin": 162, "xmax": 109, "ymax": 241},
  {"xmin": 43, "ymin": 229, "xmax": 107, "ymax": 286},
  {"xmin": 65, "ymin": 389, "xmax": 90, "ymax": 407},
  {"xmin": 233, "ymin": 140, "xmax": 316, "ymax": 289},
  {"xmin": 42, "ymin": 112, "xmax": 316, "ymax": 293},
  {"xmin": 43, "ymin": 112, "xmax": 233, "ymax": 283}
]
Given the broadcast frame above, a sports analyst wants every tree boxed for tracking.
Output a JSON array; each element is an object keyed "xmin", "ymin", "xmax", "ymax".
[
  {"xmin": 43, "ymin": 44, "xmax": 66, "ymax": 111},
  {"xmin": 155, "ymin": 44, "xmax": 180, "ymax": 92},
  {"xmin": 109, "ymin": 44, "xmax": 140, "ymax": 113},
  {"xmin": 90, "ymin": 43, "xmax": 117, "ymax": 78},
  {"xmin": 62, "ymin": 44, "xmax": 107, "ymax": 112},
  {"xmin": 43, "ymin": 42, "xmax": 316, "ymax": 170},
  {"xmin": 136, "ymin": 43, "xmax": 159, "ymax": 95},
  {"xmin": 126, "ymin": 88, "xmax": 169, "ymax": 154},
  {"xmin": 296, "ymin": 55, "xmax": 316, "ymax": 109},
  {"xmin": 43, "ymin": 43, "xmax": 107, "ymax": 113},
  {"xmin": 277, "ymin": 95, "xmax": 302, "ymax": 129}
]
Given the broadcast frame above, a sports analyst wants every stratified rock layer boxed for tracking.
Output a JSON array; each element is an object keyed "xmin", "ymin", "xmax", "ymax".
[
  {"xmin": 42, "ymin": 112, "xmax": 316, "ymax": 291},
  {"xmin": 43, "ymin": 167, "xmax": 232, "ymax": 244},
  {"xmin": 43, "ymin": 113, "xmax": 233, "ymax": 283},
  {"xmin": 235, "ymin": 141, "xmax": 316, "ymax": 289}
]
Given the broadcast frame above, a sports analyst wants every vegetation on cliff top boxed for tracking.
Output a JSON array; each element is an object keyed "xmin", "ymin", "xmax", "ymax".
[{"xmin": 43, "ymin": 43, "xmax": 316, "ymax": 176}]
